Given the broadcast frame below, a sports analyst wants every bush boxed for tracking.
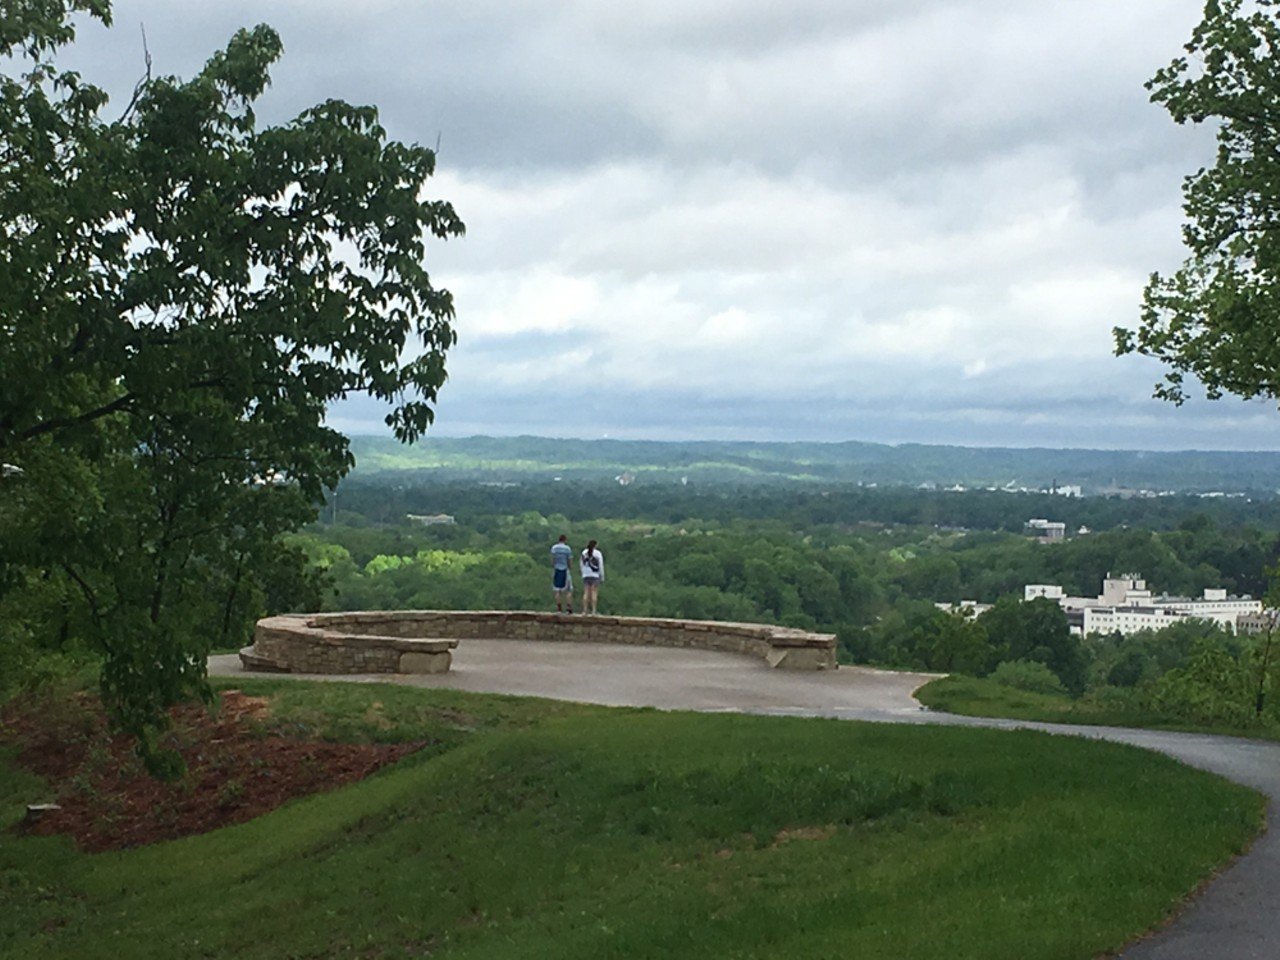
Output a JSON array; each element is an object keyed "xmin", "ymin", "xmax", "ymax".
[
  {"xmin": 1150, "ymin": 641, "xmax": 1256, "ymax": 727},
  {"xmin": 0, "ymin": 621, "xmax": 97, "ymax": 703},
  {"xmin": 990, "ymin": 659, "xmax": 1068, "ymax": 696},
  {"xmin": 1105, "ymin": 648, "xmax": 1150, "ymax": 688}
]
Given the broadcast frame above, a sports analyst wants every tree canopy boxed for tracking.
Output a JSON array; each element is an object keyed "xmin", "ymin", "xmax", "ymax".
[
  {"xmin": 0, "ymin": 1, "xmax": 463, "ymax": 769},
  {"xmin": 1116, "ymin": 0, "xmax": 1280, "ymax": 405}
]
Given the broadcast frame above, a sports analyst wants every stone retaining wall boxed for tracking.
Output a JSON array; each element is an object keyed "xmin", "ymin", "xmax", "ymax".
[{"xmin": 242, "ymin": 610, "xmax": 838, "ymax": 675}]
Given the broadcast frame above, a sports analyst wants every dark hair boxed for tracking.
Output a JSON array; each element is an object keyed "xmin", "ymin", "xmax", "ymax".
[
  {"xmin": 585, "ymin": 539, "xmax": 597, "ymax": 557},
  {"xmin": 558, "ymin": 534, "xmax": 567, "ymax": 542}
]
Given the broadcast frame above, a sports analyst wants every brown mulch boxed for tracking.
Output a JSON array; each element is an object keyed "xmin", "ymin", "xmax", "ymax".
[{"xmin": 0, "ymin": 689, "xmax": 425, "ymax": 852}]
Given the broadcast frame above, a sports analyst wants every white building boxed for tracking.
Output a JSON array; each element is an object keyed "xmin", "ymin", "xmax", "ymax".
[
  {"xmin": 1025, "ymin": 573, "xmax": 1261, "ymax": 636},
  {"xmin": 406, "ymin": 513, "xmax": 456, "ymax": 526},
  {"xmin": 1100, "ymin": 574, "xmax": 1154, "ymax": 607},
  {"xmin": 1082, "ymin": 605, "xmax": 1185, "ymax": 635},
  {"xmin": 1162, "ymin": 589, "xmax": 1262, "ymax": 626},
  {"xmin": 1024, "ymin": 584, "xmax": 1066, "ymax": 602},
  {"xmin": 1238, "ymin": 611, "xmax": 1280, "ymax": 635},
  {"xmin": 935, "ymin": 599, "xmax": 993, "ymax": 618},
  {"xmin": 1024, "ymin": 518, "xmax": 1066, "ymax": 541}
]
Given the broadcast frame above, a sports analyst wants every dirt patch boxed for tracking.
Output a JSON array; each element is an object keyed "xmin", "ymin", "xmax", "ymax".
[
  {"xmin": 1, "ymin": 689, "xmax": 426, "ymax": 852},
  {"xmin": 771, "ymin": 825, "xmax": 837, "ymax": 847}
]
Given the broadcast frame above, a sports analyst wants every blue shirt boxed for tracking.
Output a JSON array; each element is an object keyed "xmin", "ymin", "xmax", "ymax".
[{"xmin": 550, "ymin": 542, "xmax": 572, "ymax": 570}]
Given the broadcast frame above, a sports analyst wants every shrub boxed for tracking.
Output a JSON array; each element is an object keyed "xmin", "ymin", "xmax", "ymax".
[
  {"xmin": 991, "ymin": 659, "xmax": 1068, "ymax": 696},
  {"xmin": 1106, "ymin": 648, "xmax": 1150, "ymax": 688},
  {"xmin": 1151, "ymin": 641, "xmax": 1255, "ymax": 727}
]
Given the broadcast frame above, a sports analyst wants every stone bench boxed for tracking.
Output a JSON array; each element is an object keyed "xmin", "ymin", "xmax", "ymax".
[{"xmin": 240, "ymin": 610, "xmax": 838, "ymax": 675}]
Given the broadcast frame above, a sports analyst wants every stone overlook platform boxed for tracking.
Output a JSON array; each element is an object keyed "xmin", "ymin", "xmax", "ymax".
[{"xmin": 241, "ymin": 610, "xmax": 838, "ymax": 675}]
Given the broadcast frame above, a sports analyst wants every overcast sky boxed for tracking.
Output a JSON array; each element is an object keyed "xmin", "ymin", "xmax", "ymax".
[{"xmin": 67, "ymin": 0, "xmax": 1280, "ymax": 450}]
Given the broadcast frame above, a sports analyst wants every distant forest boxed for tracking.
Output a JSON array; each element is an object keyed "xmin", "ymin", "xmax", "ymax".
[
  {"xmin": 331, "ymin": 476, "xmax": 1280, "ymax": 539},
  {"xmin": 307, "ymin": 469, "xmax": 1280, "ymax": 728},
  {"xmin": 348, "ymin": 435, "xmax": 1280, "ymax": 495}
]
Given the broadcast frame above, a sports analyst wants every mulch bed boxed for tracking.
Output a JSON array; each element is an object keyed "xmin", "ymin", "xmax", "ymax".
[{"xmin": 0, "ymin": 689, "xmax": 425, "ymax": 852}]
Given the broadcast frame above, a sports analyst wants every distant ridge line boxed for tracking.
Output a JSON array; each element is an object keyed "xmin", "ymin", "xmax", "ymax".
[{"xmin": 344, "ymin": 435, "xmax": 1280, "ymax": 496}]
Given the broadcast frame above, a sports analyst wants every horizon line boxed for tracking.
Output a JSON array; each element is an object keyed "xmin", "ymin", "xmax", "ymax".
[{"xmin": 341, "ymin": 431, "xmax": 1280, "ymax": 457}]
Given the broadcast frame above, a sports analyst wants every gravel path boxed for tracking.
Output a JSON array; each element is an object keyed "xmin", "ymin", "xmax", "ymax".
[{"xmin": 210, "ymin": 640, "xmax": 1280, "ymax": 958}]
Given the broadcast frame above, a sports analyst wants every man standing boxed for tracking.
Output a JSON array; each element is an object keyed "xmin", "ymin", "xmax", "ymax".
[{"xmin": 550, "ymin": 534, "xmax": 574, "ymax": 613}]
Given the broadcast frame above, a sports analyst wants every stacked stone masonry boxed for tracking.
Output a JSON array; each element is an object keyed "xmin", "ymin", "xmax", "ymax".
[{"xmin": 241, "ymin": 610, "xmax": 838, "ymax": 675}]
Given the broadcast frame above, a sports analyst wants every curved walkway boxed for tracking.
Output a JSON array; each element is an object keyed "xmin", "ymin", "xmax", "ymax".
[{"xmin": 210, "ymin": 640, "xmax": 1280, "ymax": 959}]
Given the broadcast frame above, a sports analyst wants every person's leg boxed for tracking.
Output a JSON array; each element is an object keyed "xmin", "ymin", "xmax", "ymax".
[{"xmin": 554, "ymin": 570, "xmax": 571, "ymax": 611}]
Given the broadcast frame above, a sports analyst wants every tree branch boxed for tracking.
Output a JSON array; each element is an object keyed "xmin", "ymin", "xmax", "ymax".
[
  {"xmin": 116, "ymin": 23, "xmax": 153, "ymax": 124},
  {"xmin": 59, "ymin": 562, "xmax": 114, "ymax": 656},
  {"xmin": 11, "ymin": 391, "xmax": 137, "ymax": 445}
]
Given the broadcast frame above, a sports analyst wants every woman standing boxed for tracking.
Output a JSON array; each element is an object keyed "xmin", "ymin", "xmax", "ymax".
[{"xmin": 580, "ymin": 540, "xmax": 605, "ymax": 615}]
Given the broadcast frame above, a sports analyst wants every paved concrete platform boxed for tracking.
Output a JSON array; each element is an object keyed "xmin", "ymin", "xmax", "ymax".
[
  {"xmin": 209, "ymin": 639, "xmax": 1280, "ymax": 960},
  {"xmin": 212, "ymin": 640, "xmax": 937, "ymax": 713}
]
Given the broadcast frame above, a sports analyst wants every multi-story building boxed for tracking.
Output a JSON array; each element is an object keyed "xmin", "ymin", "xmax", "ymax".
[
  {"xmin": 1082, "ymin": 605, "xmax": 1185, "ymax": 635},
  {"xmin": 1237, "ymin": 610, "xmax": 1280, "ymax": 636},
  {"xmin": 1024, "ymin": 574, "xmax": 1261, "ymax": 636}
]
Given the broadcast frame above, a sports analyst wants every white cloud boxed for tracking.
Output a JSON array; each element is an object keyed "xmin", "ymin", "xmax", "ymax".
[
  {"xmin": 449, "ymin": 269, "xmax": 601, "ymax": 338},
  {"xmin": 62, "ymin": 0, "xmax": 1278, "ymax": 448}
]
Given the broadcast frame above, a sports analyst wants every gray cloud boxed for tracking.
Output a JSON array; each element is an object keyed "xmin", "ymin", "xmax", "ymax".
[{"xmin": 60, "ymin": 0, "xmax": 1280, "ymax": 450}]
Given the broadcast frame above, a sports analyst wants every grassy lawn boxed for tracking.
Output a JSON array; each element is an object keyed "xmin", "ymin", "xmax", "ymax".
[
  {"xmin": 0, "ymin": 678, "xmax": 1265, "ymax": 960},
  {"xmin": 915, "ymin": 675, "xmax": 1280, "ymax": 741}
]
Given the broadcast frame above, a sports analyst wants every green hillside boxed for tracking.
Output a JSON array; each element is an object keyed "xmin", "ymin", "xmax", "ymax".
[
  {"xmin": 1, "ymin": 680, "xmax": 1262, "ymax": 960},
  {"xmin": 348, "ymin": 435, "xmax": 1280, "ymax": 494}
]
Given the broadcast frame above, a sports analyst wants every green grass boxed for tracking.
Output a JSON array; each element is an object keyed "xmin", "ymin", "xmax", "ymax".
[
  {"xmin": 915, "ymin": 676, "xmax": 1143, "ymax": 725},
  {"xmin": 1, "ymin": 679, "xmax": 1265, "ymax": 960},
  {"xmin": 225, "ymin": 675, "xmax": 601, "ymax": 746},
  {"xmin": 916, "ymin": 675, "xmax": 1280, "ymax": 741}
]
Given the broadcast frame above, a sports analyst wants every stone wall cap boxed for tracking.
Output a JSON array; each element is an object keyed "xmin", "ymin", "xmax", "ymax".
[
  {"xmin": 767, "ymin": 634, "xmax": 836, "ymax": 648},
  {"xmin": 392, "ymin": 637, "xmax": 459, "ymax": 652},
  {"xmin": 255, "ymin": 610, "xmax": 835, "ymax": 667}
]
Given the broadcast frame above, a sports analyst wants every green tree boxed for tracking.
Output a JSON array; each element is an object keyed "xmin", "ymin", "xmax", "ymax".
[
  {"xmin": 0, "ymin": 2, "xmax": 462, "ymax": 768},
  {"xmin": 672, "ymin": 552, "xmax": 726, "ymax": 589},
  {"xmin": 894, "ymin": 554, "xmax": 962, "ymax": 603},
  {"xmin": 979, "ymin": 598, "xmax": 1087, "ymax": 695},
  {"xmin": 923, "ymin": 612, "xmax": 994, "ymax": 675},
  {"xmin": 1116, "ymin": 0, "xmax": 1280, "ymax": 405},
  {"xmin": 1151, "ymin": 639, "xmax": 1256, "ymax": 726}
]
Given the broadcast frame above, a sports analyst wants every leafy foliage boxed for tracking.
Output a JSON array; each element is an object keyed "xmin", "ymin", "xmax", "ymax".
[
  {"xmin": 990, "ymin": 660, "xmax": 1068, "ymax": 696},
  {"xmin": 1117, "ymin": 0, "xmax": 1280, "ymax": 406},
  {"xmin": 0, "ymin": 2, "xmax": 461, "ymax": 769},
  {"xmin": 977, "ymin": 597, "xmax": 1086, "ymax": 695},
  {"xmin": 288, "ymin": 471, "xmax": 1280, "ymax": 730},
  {"xmin": 1151, "ymin": 639, "xmax": 1259, "ymax": 726}
]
